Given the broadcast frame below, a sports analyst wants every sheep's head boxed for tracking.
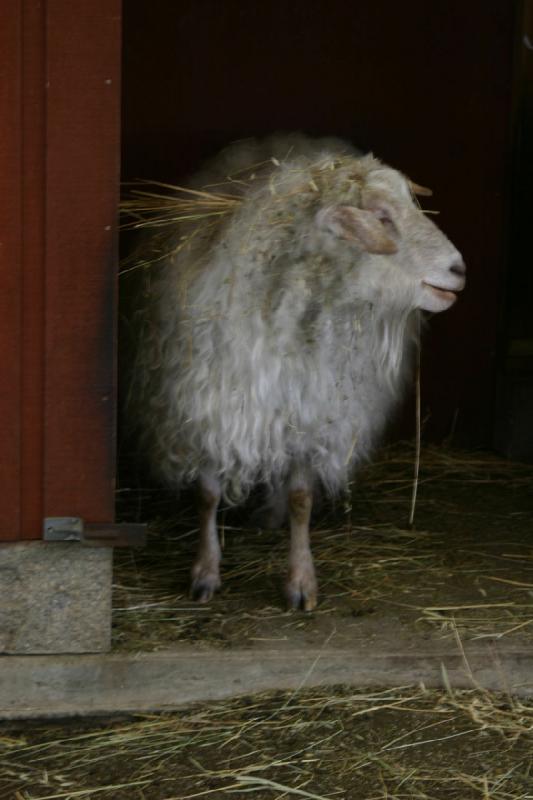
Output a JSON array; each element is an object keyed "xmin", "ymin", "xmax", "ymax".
[{"xmin": 316, "ymin": 160, "xmax": 465, "ymax": 313}]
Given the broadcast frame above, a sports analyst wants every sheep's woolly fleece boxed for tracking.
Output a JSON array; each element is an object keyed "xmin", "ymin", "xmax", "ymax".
[{"xmin": 125, "ymin": 137, "xmax": 424, "ymax": 501}]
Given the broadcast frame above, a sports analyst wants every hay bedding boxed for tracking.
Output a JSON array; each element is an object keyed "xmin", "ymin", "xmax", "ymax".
[
  {"xmin": 2, "ymin": 446, "xmax": 532, "ymax": 799},
  {"xmin": 113, "ymin": 443, "xmax": 533, "ymax": 651},
  {"xmin": 2, "ymin": 685, "xmax": 533, "ymax": 800}
]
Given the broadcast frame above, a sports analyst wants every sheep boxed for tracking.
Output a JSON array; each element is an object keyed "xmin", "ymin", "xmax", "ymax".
[{"xmin": 130, "ymin": 134, "xmax": 465, "ymax": 611}]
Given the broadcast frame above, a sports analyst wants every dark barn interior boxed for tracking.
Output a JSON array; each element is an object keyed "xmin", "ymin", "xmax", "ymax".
[
  {"xmin": 121, "ymin": 0, "xmax": 532, "ymax": 457},
  {"xmin": 113, "ymin": 0, "xmax": 533, "ymax": 655},
  {"xmin": 111, "ymin": 0, "xmax": 533, "ymax": 690}
]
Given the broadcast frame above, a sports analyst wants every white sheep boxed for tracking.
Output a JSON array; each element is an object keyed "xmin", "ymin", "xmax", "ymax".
[{"xmin": 131, "ymin": 134, "xmax": 465, "ymax": 610}]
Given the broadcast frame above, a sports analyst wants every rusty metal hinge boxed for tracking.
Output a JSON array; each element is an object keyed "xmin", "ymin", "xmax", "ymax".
[{"xmin": 43, "ymin": 517, "xmax": 147, "ymax": 548}]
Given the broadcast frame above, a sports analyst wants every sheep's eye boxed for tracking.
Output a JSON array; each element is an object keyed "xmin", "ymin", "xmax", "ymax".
[{"xmin": 374, "ymin": 208, "xmax": 397, "ymax": 234}]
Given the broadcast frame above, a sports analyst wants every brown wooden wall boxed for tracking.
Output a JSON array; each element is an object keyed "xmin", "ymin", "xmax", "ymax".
[
  {"xmin": 0, "ymin": 1, "xmax": 121, "ymax": 541},
  {"xmin": 122, "ymin": 0, "xmax": 520, "ymax": 449}
]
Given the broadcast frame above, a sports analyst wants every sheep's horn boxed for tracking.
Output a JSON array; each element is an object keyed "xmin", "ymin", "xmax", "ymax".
[{"xmin": 409, "ymin": 180, "xmax": 433, "ymax": 197}]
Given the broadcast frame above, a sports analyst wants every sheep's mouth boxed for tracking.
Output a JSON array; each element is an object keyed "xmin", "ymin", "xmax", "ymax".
[{"xmin": 422, "ymin": 283, "xmax": 458, "ymax": 303}]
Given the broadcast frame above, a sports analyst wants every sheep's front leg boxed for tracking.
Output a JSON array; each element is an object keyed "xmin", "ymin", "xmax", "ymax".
[
  {"xmin": 285, "ymin": 470, "xmax": 317, "ymax": 611},
  {"xmin": 191, "ymin": 471, "xmax": 222, "ymax": 603}
]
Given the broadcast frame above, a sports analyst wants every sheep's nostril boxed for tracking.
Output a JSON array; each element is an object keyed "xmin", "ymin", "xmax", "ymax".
[{"xmin": 450, "ymin": 259, "xmax": 466, "ymax": 277}]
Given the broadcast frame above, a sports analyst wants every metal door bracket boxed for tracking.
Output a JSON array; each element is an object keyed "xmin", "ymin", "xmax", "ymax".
[{"xmin": 43, "ymin": 517, "xmax": 147, "ymax": 548}]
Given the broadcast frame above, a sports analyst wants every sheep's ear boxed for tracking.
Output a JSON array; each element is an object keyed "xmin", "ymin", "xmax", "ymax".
[{"xmin": 317, "ymin": 205, "xmax": 398, "ymax": 255}]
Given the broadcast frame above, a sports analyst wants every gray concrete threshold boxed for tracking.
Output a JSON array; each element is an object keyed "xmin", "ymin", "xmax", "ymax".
[{"xmin": 2, "ymin": 641, "xmax": 533, "ymax": 719}]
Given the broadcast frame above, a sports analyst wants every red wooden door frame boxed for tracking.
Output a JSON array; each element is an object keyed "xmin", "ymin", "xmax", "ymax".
[{"xmin": 0, "ymin": 1, "xmax": 121, "ymax": 541}]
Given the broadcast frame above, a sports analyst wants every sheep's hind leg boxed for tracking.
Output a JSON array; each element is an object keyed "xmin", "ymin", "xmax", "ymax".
[
  {"xmin": 285, "ymin": 469, "xmax": 317, "ymax": 611},
  {"xmin": 191, "ymin": 471, "xmax": 222, "ymax": 603}
]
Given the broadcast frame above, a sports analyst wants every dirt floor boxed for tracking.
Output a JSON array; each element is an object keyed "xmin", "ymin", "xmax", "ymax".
[
  {"xmin": 2, "ymin": 444, "xmax": 533, "ymax": 799},
  {"xmin": 112, "ymin": 444, "xmax": 533, "ymax": 652},
  {"xmin": 2, "ymin": 685, "xmax": 533, "ymax": 799}
]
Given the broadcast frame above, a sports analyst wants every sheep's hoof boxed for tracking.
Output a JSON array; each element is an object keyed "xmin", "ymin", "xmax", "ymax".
[
  {"xmin": 190, "ymin": 565, "xmax": 221, "ymax": 603},
  {"xmin": 284, "ymin": 570, "xmax": 318, "ymax": 612}
]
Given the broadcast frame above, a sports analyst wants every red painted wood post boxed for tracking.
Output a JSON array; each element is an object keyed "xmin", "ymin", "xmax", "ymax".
[
  {"xmin": 0, "ymin": 1, "xmax": 122, "ymax": 541},
  {"xmin": 0, "ymin": 3, "xmax": 23, "ymax": 540}
]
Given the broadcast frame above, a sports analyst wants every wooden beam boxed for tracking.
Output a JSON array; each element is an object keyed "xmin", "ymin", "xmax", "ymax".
[{"xmin": 2, "ymin": 642, "xmax": 533, "ymax": 719}]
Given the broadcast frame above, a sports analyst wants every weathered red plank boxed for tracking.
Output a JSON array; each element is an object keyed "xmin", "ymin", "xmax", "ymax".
[
  {"xmin": 20, "ymin": 0, "xmax": 46, "ymax": 538},
  {"xmin": 43, "ymin": 0, "xmax": 121, "ymax": 525},
  {"xmin": 0, "ymin": 1, "xmax": 121, "ymax": 541},
  {"xmin": 0, "ymin": 5, "xmax": 22, "ymax": 539}
]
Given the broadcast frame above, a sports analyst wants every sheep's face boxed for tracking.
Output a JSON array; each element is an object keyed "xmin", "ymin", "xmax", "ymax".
[{"xmin": 317, "ymin": 165, "xmax": 466, "ymax": 313}]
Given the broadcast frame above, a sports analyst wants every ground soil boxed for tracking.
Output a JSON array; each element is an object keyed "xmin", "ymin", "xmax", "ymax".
[
  {"xmin": 1, "ymin": 686, "xmax": 533, "ymax": 799},
  {"xmin": 112, "ymin": 447, "xmax": 533, "ymax": 653},
  {"xmin": 2, "ymin": 446, "xmax": 533, "ymax": 799}
]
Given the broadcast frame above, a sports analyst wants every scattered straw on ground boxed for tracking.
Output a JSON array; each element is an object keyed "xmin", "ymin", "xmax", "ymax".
[
  {"xmin": 113, "ymin": 443, "xmax": 533, "ymax": 651},
  {"xmin": 2, "ymin": 684, "xmax": 533, "ymax": 799},
  {"xmin": 3, "ymin": 445, "xmax": 533, "ymax": 798}
]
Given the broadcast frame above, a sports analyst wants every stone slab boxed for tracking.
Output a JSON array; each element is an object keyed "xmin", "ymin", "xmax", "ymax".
[
  {"xmin": 1, "ymin": 641, "xmax": 532, "ymax": 719},
  {"xmin": 0, "ymin": 542, "xmax": 112, "ymax": 654}
]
